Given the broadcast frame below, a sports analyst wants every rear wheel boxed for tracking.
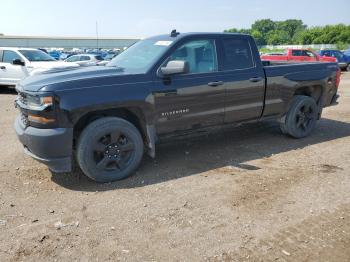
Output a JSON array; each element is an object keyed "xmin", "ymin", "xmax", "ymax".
[
  {"xmin": 347, "ymin": 64, "xmax": 350, "ymax": 72},
  {"xmin": 77, "ymin": 117, "xmax": 144, "ymax": 182},
  {"xmin": 280, "ymin": 95, "xmax": 318, "ymax": 138}
]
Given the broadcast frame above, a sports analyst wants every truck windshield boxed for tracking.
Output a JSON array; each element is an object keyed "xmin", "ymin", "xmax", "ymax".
[
  {"xmin": 107, "ymin": 39, "xmax": 172, "ymax": 73},
  {"xmin": 19, "ymin": 50, "xmax": 56, "ymax": 62}
]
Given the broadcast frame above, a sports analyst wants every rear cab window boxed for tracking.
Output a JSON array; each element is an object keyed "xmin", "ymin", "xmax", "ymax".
[{"xmin": 220, "ymin": 37, "xmax": 254, "ymax": 71}]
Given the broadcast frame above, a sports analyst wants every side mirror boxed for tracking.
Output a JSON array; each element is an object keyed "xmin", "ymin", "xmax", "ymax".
[
  {"xmin": 160, "ymin": 60, "xmax": 189, "ymax": 76},
  {"xmin": 12, "ymin": 59, "xmax": 25, "ymax": 66}
]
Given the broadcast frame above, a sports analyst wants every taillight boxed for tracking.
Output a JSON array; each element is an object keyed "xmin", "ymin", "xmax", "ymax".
[{"xmin": 336, "ymin": 68, "xmax": 341, "ymax": 88}]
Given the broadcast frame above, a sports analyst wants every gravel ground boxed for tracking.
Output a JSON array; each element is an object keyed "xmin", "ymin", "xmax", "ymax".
[{"xmin": 0, "ymin": 73, "xmax": 350, "ymax": 262}]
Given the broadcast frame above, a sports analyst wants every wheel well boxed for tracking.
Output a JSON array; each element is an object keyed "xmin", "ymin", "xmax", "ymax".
[
  {"xmin": 73, "ymin": 107, "xmax": 147, "ymax": 146},
  {"xmin": 294, "ymin": 85, "xmax": 322, "ymax": 104}
]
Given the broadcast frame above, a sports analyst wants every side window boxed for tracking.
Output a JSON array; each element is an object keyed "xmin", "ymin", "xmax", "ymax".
[
  {"xmin": 292, "ymin": 50, "xmax": 303, "ymax": 56},
  {"xmin": 333, "ymin": 51, "xmax": 343, "ymax": 60},
  {"xmin": 66, "ymin": 56, "xmax": 79, "ymax": 62},
  {"xmin": 66, "ymin": 56, "xmax": 74, "ymax": 62},
  {"xmin": 80, "ymin": 56, "xmax": 90, "ymax": 61},
  {"xmin": 222, "ymin": 38, "xmax": 254, "ymax": 70},
  {"xmin": 303, "ymin": 50, "xmax": 316, "ymax": 58},
  {"xmin": 2, "ymin": 50, "xmax": 22, "ymax": 63},
  {"xmin": 168, "ymin": 39, "xmax": 217, "ymax": 74}
]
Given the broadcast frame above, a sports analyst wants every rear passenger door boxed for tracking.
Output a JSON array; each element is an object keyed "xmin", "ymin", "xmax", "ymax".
[{"xmin": 218, "ymin": 36, "xmax": 265, "ymax": 123}]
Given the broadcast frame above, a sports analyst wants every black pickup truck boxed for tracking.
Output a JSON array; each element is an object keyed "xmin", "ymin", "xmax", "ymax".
[{"xmin": 14, "ymin": 31, "xmax": 340, "ymax": 182}]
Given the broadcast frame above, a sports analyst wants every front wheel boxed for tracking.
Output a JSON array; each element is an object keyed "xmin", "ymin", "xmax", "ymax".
[
  {"xmin": 76, "ymin": 117, "xmax": 144, "ymax": 183},
  {"xmin": 280, "ymin": 95, "xmax": 318, "ymax": 138}
]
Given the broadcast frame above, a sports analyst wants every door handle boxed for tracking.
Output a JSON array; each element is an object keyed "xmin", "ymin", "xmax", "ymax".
[
  {"xmin": 249, "ymin": 77, "xmax": 263, "ymax": 83},
  {"xmin": 208, "ymin": 81, "xmax": 224, "ymax": 87},
  {"xmin": 153, "ymin": 89, "xmax": 177, "ymax": 96},
  {"xmin": 0, "ymin": 66, "xmax": 6, "ymax": 70}
]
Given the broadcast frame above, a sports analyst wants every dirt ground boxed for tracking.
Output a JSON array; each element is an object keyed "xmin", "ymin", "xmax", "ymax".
[{"xmin": 0, "ymin": 73, "xmax": 350, "ymax": 262}]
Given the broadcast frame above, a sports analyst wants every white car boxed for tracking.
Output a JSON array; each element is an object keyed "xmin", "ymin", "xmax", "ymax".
[
  {"xmin": 0, "ymin": 47, "xmax": 79, "ymax": 86},
  {"xmin": 65, "ymin": 54, "xmax": 105, "ymax": 66}
]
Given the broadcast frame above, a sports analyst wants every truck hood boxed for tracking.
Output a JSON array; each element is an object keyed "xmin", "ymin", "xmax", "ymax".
[
  {"xmin": 28, "ymin": 61, "xmax": 79, "ymax": 75},
  {"xmin": 19, "ymin": 66, "xmax": 136, "ymax": 92}
]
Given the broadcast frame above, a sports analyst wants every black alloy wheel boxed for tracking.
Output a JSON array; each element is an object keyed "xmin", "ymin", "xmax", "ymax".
[{"xmin": 77, "ymin": 117, "xmax": 144, "ymax": 182}]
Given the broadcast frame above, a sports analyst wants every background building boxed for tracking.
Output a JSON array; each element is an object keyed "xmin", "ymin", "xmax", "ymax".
[{"xmin": 0, "ymin": 35, "xmax": 140, "ymax": 49}]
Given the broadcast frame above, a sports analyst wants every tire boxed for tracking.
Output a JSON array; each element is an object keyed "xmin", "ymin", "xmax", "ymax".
[
  {"xmin": 347, "ymin": 64, "xmax": 350, "ymax": 72},
  {"xmin": 280, "ymin": 95, "xmax": 318, "ymax": 138},
  {"xmin": 76, "ymin": 117, "xmax": 144, "ymax": 183}
]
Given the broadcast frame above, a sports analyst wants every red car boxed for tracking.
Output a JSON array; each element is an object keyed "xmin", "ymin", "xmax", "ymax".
[{"xmin": 261, "ymin": 49, "xmax": 337, "ymax": 63}]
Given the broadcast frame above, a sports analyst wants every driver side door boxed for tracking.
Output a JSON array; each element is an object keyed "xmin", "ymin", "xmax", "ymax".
[
  {"xmin": 152, "ymin": 37, "xmax": 226, "ymax": 134},
  {"xmin": 0, "ymin": 50, "xmax": 28, "ymax": 85}
]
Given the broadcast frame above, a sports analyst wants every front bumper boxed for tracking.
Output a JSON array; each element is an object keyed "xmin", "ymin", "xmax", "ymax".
[
  {"xmin": 14, "ymin": 116, "xmax": 73, "ymax": 173},
  {"xmin": 338, "ymin": 62, "xmax": 348, "ymax": 69}
]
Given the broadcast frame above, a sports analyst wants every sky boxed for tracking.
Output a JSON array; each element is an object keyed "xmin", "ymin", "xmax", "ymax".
[{"xmin": 1, "ymin": 0, "xmax": 350, "ymax": 38}]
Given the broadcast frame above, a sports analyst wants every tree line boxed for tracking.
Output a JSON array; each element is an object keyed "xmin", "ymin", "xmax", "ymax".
[{"xmin": 225, "ymin": 19, "xmax": 350, "ymax": 48}]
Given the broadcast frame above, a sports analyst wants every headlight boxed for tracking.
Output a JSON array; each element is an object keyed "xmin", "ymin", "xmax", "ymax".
[{"xmin": 25, "ymin": 95, "xmax": 53, "ymax": 110}]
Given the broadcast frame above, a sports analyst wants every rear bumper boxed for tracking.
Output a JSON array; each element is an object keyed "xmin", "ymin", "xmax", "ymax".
[{"xmin": 14, "ymin": 116, "xmax": 73, "ymax": 173}]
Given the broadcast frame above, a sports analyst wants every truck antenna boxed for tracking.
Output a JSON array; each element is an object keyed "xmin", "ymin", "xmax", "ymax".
[{"xmin": 96, "ymin": 21, "xmax": 99, "ymax": 49}]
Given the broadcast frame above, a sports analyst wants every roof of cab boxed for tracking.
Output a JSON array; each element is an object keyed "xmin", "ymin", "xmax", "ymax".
[{"xmin": 146, "ymin": 32, "xmax": 250, "ymax": 41}]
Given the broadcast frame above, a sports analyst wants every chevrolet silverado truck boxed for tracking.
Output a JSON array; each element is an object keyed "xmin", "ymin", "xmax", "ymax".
[
  {"xmin": 261, "ymin": 48, "xmax": 337, "ymax": 63},
  {"xmin": 14, "ymin": 31, "xmax": 340, "ymax": 182}
]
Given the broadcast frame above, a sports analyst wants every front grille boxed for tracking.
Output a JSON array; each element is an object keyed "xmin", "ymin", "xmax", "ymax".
[
  {"xmin": 18, "ymin": 92, "xmax": 27, "ymax": 105},
  {"xmin": 16, "ymin": 92, "xmax": 29, "ymax": 127},
  {"xmin": 20, "ymin": 112, "xmax": 29, "ymax": 127}
]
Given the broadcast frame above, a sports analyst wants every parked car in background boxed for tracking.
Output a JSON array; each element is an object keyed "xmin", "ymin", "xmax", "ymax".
[
  {"xmin": 48, "ymin": 51, "xmax": 61, "ymax": 60},
  {"xmin": 104, "ymin": 53, "xmax": 119, "ymax": 60},
  {"xmin": 0, "ymin": 47, "xmax": 79, "ymax": 86},
  {"xmin": 261, "ymin": 49, "xmax": 337, "ymax": 63},
  {"xmin": 65, "ymin": 54, "xmax": 104, "ymax": 66},
  {"xmin": 344, "ymin": 48, "xmax": 350, "ymax": 56},
  {"xmin": 97, "ymin": 53, "xmax": 119, "ymax": 66},
  {"xmin": 38, "ymin": 48, "xmax": 48, "ymax": 54},
  {"xmin": 60, "ymin": 52, "xmax": 75, "ymax": 60},
  {"xmin": 319, "ymin": 49, "xmax": 350, "ymax": 71}
]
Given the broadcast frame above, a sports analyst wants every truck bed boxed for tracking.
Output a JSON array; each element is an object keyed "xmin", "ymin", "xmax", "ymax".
[{"xmin": 261, "ymin": 61, "xmax": 340, "ymax": 117}]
